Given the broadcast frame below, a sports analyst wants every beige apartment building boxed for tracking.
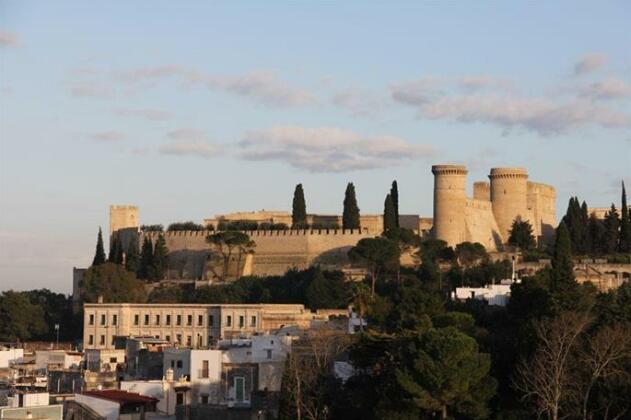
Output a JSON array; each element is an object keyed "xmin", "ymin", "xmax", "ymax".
[{"xmin": 83, "ymin": 303, "xmax": 342, "ymax": 350}]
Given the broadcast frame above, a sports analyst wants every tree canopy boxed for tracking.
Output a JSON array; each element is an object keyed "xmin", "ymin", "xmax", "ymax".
[
  {"xmin": 92, "ymin": 227, "xmax": 106, "ymax": 266},
  {"xmin": 292, "ymin": 183, "xmax": 307, "ymax": 228},
  {"xmin": 342, "ymin": 182, "xmax": 361, "ymax": 230},
  {"xmin": 508, "ymin": 217, "xmax": 536, "ymax": 250}
]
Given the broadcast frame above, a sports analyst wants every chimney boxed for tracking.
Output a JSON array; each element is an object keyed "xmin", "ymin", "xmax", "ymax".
[{"xmin": 97, "ymin": 296, "xmax": 104, "ymax": 304}]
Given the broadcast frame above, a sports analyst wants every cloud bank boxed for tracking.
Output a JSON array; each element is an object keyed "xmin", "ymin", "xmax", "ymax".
[{"xmin": 238, "ymin": 125, "xmax": 434, "ymax": 172}]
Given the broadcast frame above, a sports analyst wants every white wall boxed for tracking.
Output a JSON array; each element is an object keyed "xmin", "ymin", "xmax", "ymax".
[
  {"xmin": 0, "ymin": 348, "xmax": 23, "ymax": 368},
  {"xmin": 74, "ymin": 394, "xmax": 120, "ymax": 420}
]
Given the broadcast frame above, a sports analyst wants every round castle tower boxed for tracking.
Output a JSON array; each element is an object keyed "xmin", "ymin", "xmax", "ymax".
[
  {"xmin": 489, "ymin": 167, "xmax": 528, "ymax": 243},
  {"xmin": 432, "ymin": 164, "xmax": 468, "ymax": 247}
]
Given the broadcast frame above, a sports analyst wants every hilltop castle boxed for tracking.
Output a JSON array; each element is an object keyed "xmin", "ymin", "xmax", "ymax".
[{"xmin": 108, "ymin": 164, "xmax": 556, "ymax": 280}]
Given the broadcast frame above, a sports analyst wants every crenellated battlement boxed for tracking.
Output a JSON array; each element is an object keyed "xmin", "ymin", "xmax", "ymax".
[{"xmin": 141, "ymin": 228, "xmax": 371, "ymax": 239}]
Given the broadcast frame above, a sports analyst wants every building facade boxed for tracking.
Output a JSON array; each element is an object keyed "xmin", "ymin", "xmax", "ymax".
[{"xmin": 83, "ymin": 303, "xmax": 342, "ymax": 350}]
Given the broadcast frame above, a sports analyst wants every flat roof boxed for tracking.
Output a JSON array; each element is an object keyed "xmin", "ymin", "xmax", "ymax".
[{"xmin": 84, "ymin": 390, "xmax": 158, "ymax": 404}]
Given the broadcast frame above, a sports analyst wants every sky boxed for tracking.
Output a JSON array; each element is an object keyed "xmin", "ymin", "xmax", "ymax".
[{"xmin": 1, "ymin": 1, "xmax": 630, "ymax": 293}]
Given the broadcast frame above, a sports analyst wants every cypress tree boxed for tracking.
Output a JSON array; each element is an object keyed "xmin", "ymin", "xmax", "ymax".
[
  {"xmin": 603, "ymin": 205, "xmax": 620, "ymax": 254},
  {"xmin": 125, "ymin": 235, "xmax": 140, "ymax": 273},
  {"xmin": 92, "ymin": 227, "xmax": 106, "ymax": 266},
  {"xmin": 152, "ymin": 234, "xmax": 169, "ymax": 281},
  {"xmin": 552, "ymin": 222, "xmax": 574, "ymax": 287},
  {"xmin": 138, "ymin": 237, "xmax": 154, "ymax": 280},
  {"xmin": 587, "ymin": 213, "xmax": 605, "ymax": 255},
  {"xmin": 291, "ymin": 183, "xmax": 307, "ymax": 228},
  {"xmin": 383, "ymin": 193, "xmax": 397, "ymax": 233},
  {"xmin": 342, "ymin": 182, "xmax": 361, "ymax": 230},
  {"xmin": 390, "ymin": 180, "xmax": 400, "ymax": 228},
  {"xmin": 108, "ymin": 235, "xmax": 124, "ymax": 264},
  {"xmin": 619, "ymin": 181, "xmax": 631, "ymax": 253}
]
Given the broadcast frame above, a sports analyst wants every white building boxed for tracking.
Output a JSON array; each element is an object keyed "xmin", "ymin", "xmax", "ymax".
[
  {"xmin": 35, "ymin": 350, "xmax": 83, "ymax": 371},
  {"xmin": 0, "ymin": 391, "xmax": 62, "ymax": 420},
  {"xmin": 162, "ymin": 348, "xmax": 222, "ymax": 405},
  {"xmin": 0, "ymin": 347, "xmax": 23, "ymax": 368},
  {"xmin": 451, "ymin": 280, "xmax": 518, "ymax": 306},
  {"xmin": 121, "ymin": 371, "xmax": 193, "ymax": 416}
]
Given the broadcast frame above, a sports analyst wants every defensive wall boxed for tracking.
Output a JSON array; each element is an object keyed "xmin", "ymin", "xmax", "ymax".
[{"xmin": 141, "ymin": 229, "xmax": 376, "ymax": 279}]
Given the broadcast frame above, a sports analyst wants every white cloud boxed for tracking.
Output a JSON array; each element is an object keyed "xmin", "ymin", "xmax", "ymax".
[
  {"xmin": 65, "ymin": 81, "xmax": 114, "ymax": 98},
  {"xmin": 332, "ymin": 88, "xmax": 387, "ymax": 117},
  {"xmin": 415, "ymin": 95, "xmax": 630, "ymax": 135},
  {"xmin": 573, "ymin": 53, "xmax": 607, "ymax": 75},
  {"xmin": 390, "ymin": 77, "xmax": 443, "ymax": 106},
  {"xmin": 239, "ymin": 125, "xmax": 434, "ymax": 172},
  {"xmin": 89, "ymin": 131, "xmax": 125, "ymax": 142},
  {"xmin": 110, "ymin": 66, "xmax": 314, "ymax": 107},
  {"xmin": 114, "ymin": 108, "xmax": 174, "ymax": 121},
  {"xmin": 192, "ymin": 70, "xmax": 315, "ymax": 107},
  {"xmin": 458, "ymin": 75, "xmax": 515, "ymax": 92},
  {"xmin": 159, "ymin": 129, "xmax": 222, "ymax": 158},
  {"xmin": 0, "ymin": 31, "xmax": 19, "ymax": 47},
  {"xmin": 578, "ymin": 77, "xmax": 631, "ymax": 101}
]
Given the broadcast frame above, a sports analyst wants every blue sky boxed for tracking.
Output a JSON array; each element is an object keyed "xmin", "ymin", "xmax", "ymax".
[{"xmin": 1, "ymin": 1, "xmax": 630, "ymax": 293}]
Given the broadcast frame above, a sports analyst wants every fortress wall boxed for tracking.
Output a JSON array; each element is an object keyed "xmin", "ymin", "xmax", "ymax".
[
  {"xmin": 527, "ymin": 182, "xmax": 556, "ymax": 244},
  {"xmin": 464, "ymin": 199, "xmax": 502, "ymax": 251},
  {"xmin": 473, "ymin": 182, "xmax": 491, "ymax": 201},
  {"xmin": 142, "ymin": 229, "xmax": 377, "ymax": 278}
]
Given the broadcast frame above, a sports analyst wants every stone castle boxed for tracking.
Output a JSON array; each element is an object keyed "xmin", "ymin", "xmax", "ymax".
[{"xmin": 109, "ymin": 164, "xmax": 557, "ymax": 280}]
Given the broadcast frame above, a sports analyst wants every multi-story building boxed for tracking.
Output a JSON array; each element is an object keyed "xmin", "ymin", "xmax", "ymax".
[{"xmin": 83, "ymin": 303, "xmax": 343, "ymax": 350}]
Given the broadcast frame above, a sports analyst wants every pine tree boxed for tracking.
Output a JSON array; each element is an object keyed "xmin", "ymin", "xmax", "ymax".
[
  {"xmin": 619, "ymin": 181, "xmax": 631, "ymax": 253},
  {"xmin": 552, "ymin": 222, "xmax": 574, "ymax": 287},
  {"xmin": 291, "ymin": 183, "xmax": 307, "ymax": 228},
  {"xmin": 125, "ymin": 235, "xmax": 140, "ymax": 273},
  {"xmin": 92, "ymin": 227, "xmax": 106, "ymax": 266},
  {"xmin": 603, "ymin": 205, "xmax": 620, "ymax": 254},
  {"xmin": 562, "ymin": 197, "xmax": 589, "ymax": 254},
  {"xmin": 138, "ymin": 237, "xmax": 154, "ymax": 280},
  {"xmin": 508, "ymin": 217, "xmax": 536, "ymax": 250},
  {"xmin": 152, "ymin": 234, "xmax": 169, "ymax": 281},
  {"xmin": 383, "ymin": 193, "xmax": 397, "ymax": 233},
  {"xmin": 390, "ymin": 180, "xmax": 400, "ymax": 228},
  {"xmin": 342, "ymin": 182, "xmax": 361, "ymax": 230}
]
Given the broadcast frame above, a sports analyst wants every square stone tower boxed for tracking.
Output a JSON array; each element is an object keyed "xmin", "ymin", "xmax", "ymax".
[{"xmin": 109, "ymin": 205, "xmax": 139, "ymax": 236}]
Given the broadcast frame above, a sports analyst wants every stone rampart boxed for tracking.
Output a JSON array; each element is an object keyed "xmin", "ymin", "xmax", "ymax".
[
  {"xmin": 464, "ymin": 199, "xmax": 502, "ymax": 250},
  {"xmin": 141, "ymin": 229, "xmax": 376, "ymax": 278}
]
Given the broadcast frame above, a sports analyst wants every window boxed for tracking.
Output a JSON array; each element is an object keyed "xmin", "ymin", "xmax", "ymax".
[
  {"xmin": 198, "ymin": 315, "xmax": 203, "ymax": 326},
  {"xmin": 170, "ymin": 360, "xmax": 175, "ymax": 368},
  {"xmin": 88, "ymin": 335, "xmax": 94, "ymax": 345},
  {"xmin": 234, "ymin": 377, "xmax": 245, "ymax": 402},
  {"xmin": 144, "ymin": 314, "xmax": 149, "ymax": 325},
  {"xmin": 134, "ymin": 314, "xmax": 139, "ymax": 326},
  {"xmin": 176, "ymin": 334, "xmax": 182, "ymax": 344},
  {"xmin": 197, "ymin": 335, "xmax": 203, "ymax": 348},
  {"xmin": 186, "ymin": 335, "xmax": 192, "ymax": 346},
  {"xmin": 270, "ymin": 340, "xmax": 274, "ymax": 345},
  {"xmin": 250, "ymin": 316, "xmax": 256, "ymax": 327},
  {"xmin": 201, "ymin": 395, "xmax": 209, "ymax": 404},
  {"xmin": 166, "ymin": 315, "xmax": 171, "ymax": 326},
  {"xmin": 111, "ymin": 336, "xmax": 116, "ymax": 345},
  {"xmin": 239, "ymin": 316, "xmax": 244, "ymax": 328},
  {"xmin": 176, "ymin": 315, "xmax": 182, "ymax": 326},
  {"xmin": 201, "ymin": 360, "xmax": 209, "ymax": 378},
  {"xmin": 266, "ymin": 349, "xmax": 272, "ymax": 360},
  {"xmin": 176, "ymin": 360, "xmax": 183, "ymax": 368},
  {"xmin": 166, "ymin": 335, "xmax": 171, "ymax": 342},
  {"xmin": 89, "ymin": 314, "xmax": 94, "ymax": 325},
  {"xmin": 100, "ymin": 335, "xmax": 105, "ymax": 345},
  {"xmin": 208, "ymin": 315, "xmax": 214, "ymax": 327},
  {"xmin": 109, "ymin": 357, "xmax": 117, "ymax": 363},
  {"xmin": 100, "ymin": 314, "xmax": 106, "ymax": 325},
  {"xmin": 226, "ymin": 315, "xmax": 232, "ymax": 327},
  {"xmin": 155, "ymin": 315, "xmax": 160, "ymax": 325},
  {"xmin": 176, "ymin": 392, "xmax": 184, "ymax": 405},
  {"xmin": 112, "ymin": 315, "xmax": 117, "ymax": 326},
  {"xmin": 187, "ymin": 315, "xmax": 192, "ymax": 326}
]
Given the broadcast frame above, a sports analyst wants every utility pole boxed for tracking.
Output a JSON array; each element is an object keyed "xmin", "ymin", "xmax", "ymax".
[{"xmin": 54, "ymin": 324, "xmax": 60, "ymax": 349}]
